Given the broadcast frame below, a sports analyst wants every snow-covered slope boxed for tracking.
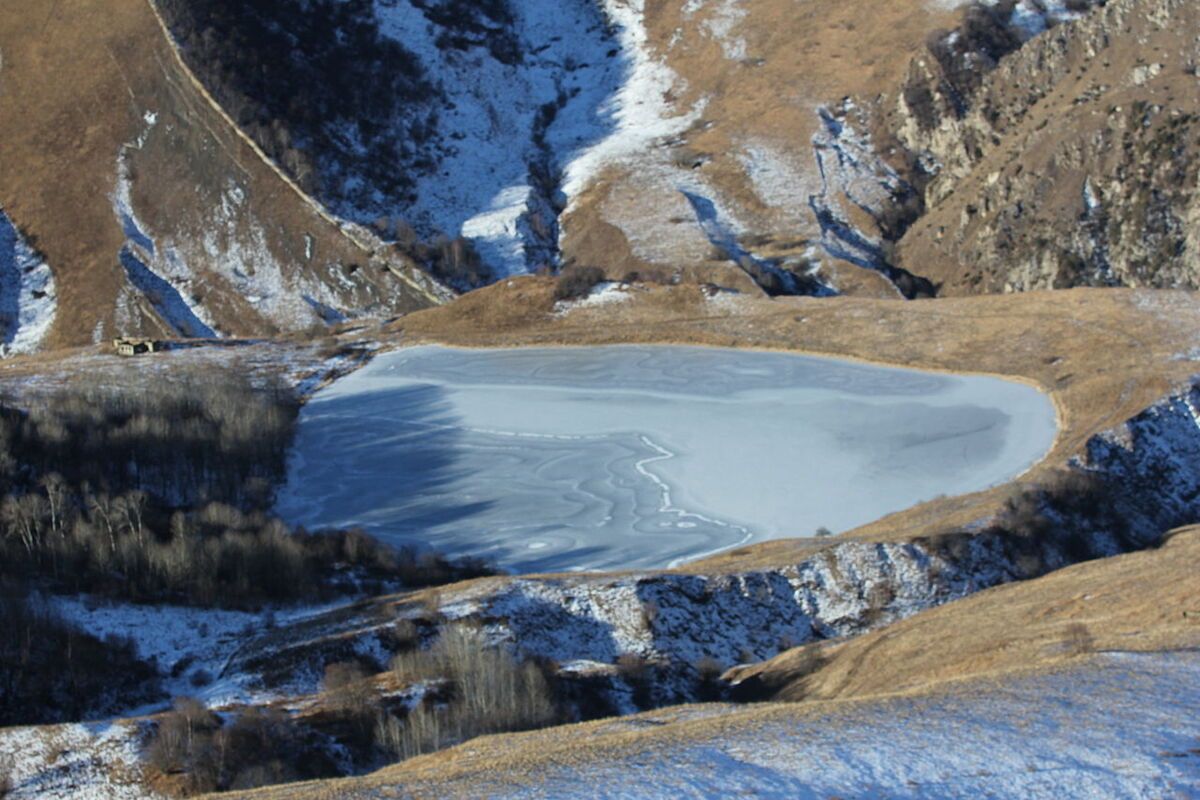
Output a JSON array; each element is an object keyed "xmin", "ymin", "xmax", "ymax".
[
  {"xmin": 353, "ymin": 0, "xmax": 705, "ymax": 282},
  {"xmin": 0, "ymin": 210, "xmax": 57, "ymax": 356},
  {"xmin": 381, "ymin": 651, "xmax": 1200, "ymax": 799}
]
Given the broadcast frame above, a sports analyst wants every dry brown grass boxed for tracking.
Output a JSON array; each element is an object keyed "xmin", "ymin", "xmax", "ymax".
[
  {"xmin": 556, "ymin": 0, "xmax": 965, "ymax": 286},
  {"xmin": 0, "ymin": 0, "xmax": 434, "ymax": 347},
  {"xmin": 896, "ymin": 1, "xmax": 1200, "ymax": 295},
  {"xmin": 728, "ymin": 525, "xmax": 1200, "ymax": 702}
]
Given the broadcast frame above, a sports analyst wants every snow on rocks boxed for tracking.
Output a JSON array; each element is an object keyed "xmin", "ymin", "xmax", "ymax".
[
  {"xmin": 0, "ymin": 720, "xmax": 154, "ymax": 800},
  {"xmin": 1005, "ymin": 0, "xmax": 1100, "ymax": 40},
  {"xmin": 933, "ymin": 0, "xmax": 1104, "ymax": 41},
  {"xmin": 1075, "ymin": 381, "xmax": 1200, "ymax": 536},
  {"xmin": 808, "ymin": 101, "xmax": 911, "ymax": 275},
  {"xmin": 0, "ymin": 210, "xmax": 57, "ymax": 356},
  {"xmin": 365, "ymin": 0, "xmax": 624, "ymax": 279},
  {"xmin": 559, "ymin": 0, "xmax": 703, "ymax": 204},
  {"xmin": 361, "ymin": 0, "xmax": 701, "ymax": 280}
]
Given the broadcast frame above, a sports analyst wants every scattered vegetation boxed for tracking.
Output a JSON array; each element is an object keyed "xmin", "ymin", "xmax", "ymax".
[
  {"xmin": 383, "ymin": 625, "xmax": 559, "ymax": 760},
  {"xmin": 728, "ymin": 644, "xmax": 828, "ymax": 703},
  {"xmin": 145, "ymin": 698, "xmax": 338, "ymax": 795},
  {"xmin": 147, "ymin": 627, "xmax": 560, "ymax": 793},
  {"xmin": 1063, "ymin": 623, "xmax": 1095, "ymax": 657},
  {"xmin": 919, "ymin": 467, "xmax": 1142, "ymax": 580},
  {"xmin": 158, "ymin": 0, "xmax": 439, "ymax": 204}
]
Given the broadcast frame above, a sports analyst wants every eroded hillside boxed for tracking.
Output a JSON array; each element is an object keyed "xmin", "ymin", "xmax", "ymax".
[
  {"xmin": 0, "ymin": 0, "xmax": 445, "ymax": 349},
  {"xmin": 892, "ymin": 0, "xmax": 1200, "ymax": 293}
]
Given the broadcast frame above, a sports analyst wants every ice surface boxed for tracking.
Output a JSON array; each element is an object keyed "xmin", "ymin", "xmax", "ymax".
[{"xmin": 277, "ymin": 345, "xmax": 1056, "ymax": 573}]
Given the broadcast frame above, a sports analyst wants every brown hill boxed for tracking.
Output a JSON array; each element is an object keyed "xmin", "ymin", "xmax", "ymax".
[{"xmin": 0, "ymin": 0, "xmax": 443, "ymax": 349}]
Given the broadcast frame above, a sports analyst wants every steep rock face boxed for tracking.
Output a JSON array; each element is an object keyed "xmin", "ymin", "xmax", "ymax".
[
  {"xmin": 153, "ymin": 0, "xmax": 980, "ymax": 297},
  {"xmin": 887, "ymin": 0, "xmax": 1200, "ymax": 293}
]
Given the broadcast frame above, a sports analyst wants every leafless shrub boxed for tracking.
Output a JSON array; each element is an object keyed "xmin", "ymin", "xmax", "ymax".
[
  {"xmin": 387, "ymin": 618, "xmax": 420, "ymax": 651},
  {"xmin": 322, "ymin": 662, "xmax": 376, "ymax": 716},
  {"xmin": 777, "ymin": 646, "xmax": 828, "ymax": 702},
  {"xmin": 146, "ymin": 697, "xmax": 221, "ymax": 787},
  {"xmin": 693, "ymin": 655, "xmax": 727, "ymax": 701},
  {"xmin": 694, "ymin": 656, "xmax": 724, "ymax": 682},
  {"xmin": 640, "ymin": 600, "xmax": 660, "ymax": 629},
  {"xmin": 386, "ymin": 625, "xmax": 557, "ymax": 760},
  {"xmin": 0, "ymin": 588, "xmax": 158, "ymax": 726},
  {"xmin": 0, "ymin": 380, "xmax": 493, "ymax": 608},
  {"xmin": 1064, "ymin": 623, "xmax": 1095, "ymax": 657},
  {"xmin": 553, "ymin": 265, "xmax": 606, "ymax": 302},
  {"xmin": 146, "ymin": 700, "xmax": 315, "ymax": 795},
  {"xmin": 616, "ymin": 653, "xmax": 649, "ymax": 684}
]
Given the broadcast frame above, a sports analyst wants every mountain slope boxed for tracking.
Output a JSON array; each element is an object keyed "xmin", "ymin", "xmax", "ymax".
[
  {"xmin": 0, "ymin": 0, "xmax": 444, "ymax": 348},
  {"xmin": 891, "ymin": 0, "xmax": 1200, "ymax": 293}
]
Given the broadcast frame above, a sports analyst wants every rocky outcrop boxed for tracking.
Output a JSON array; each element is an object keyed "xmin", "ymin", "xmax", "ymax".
[{"xmin": 885, "ymin": 0, "xmax": 1200, "ymax": 293}]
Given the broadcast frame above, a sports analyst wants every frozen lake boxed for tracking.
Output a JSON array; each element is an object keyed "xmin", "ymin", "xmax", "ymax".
[{"xmin": 276, "ymin": 345, "xmax": 1057, "ymax": 573}]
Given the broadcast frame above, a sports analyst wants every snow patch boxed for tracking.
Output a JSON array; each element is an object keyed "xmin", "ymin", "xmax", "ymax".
[
  {"xmin": 553, "ymin": 281, "xmax": 633, "ymax": 314},
  {"xmin": 507, "ymin": 652, "xmax": 1200, "ymax": 799},
  {"xmin": 112, "ymin": 117, "xmax": 219, "ymax": 338},
  {"xmin": 683, "ymin": 0, "xmax": 748, "ymax": 61},
  {"xmin": 0, "ymin": 210, "xmax": 57, "ymax": 355},
  {"xmin": 50, "ymin": 594, "xmax": 350, "ymax": 711},
  {"xmin": 807, "ymin": 102, "xmax": 911, "ymax": 278},
  {"xmin": 561, "ymin": 0, "xmax": 704, "ymax": 202},
  {"xmin": 365, "ymin": 0, "xmax": 627, "ymax": 279},
  {"xmin": 0, "ymin": 721, "xmax": 151, "ymax": 800}
]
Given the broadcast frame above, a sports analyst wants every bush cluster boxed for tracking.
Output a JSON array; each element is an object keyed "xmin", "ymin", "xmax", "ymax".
[
  {"xmin": 0, "ymin": 374, "xmax": 298, "ymax": 508},
  {"xmin": 918, "ymin": 467, "xmax": 1142, "ymax": 580},
  {"xmin": 553, "ymin": 265, "xmax": 606, "ymax": 302},
  {"xmin": 145, "ymin": 698, "xmax": 337, "ymax": 794},
  {"xmin": 0, "ymin": 588, "xmax": 159, "ymax": 725},
  {"xmin": 381, "ymin": 625, "xmax": 558, "ymax": 760}
]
